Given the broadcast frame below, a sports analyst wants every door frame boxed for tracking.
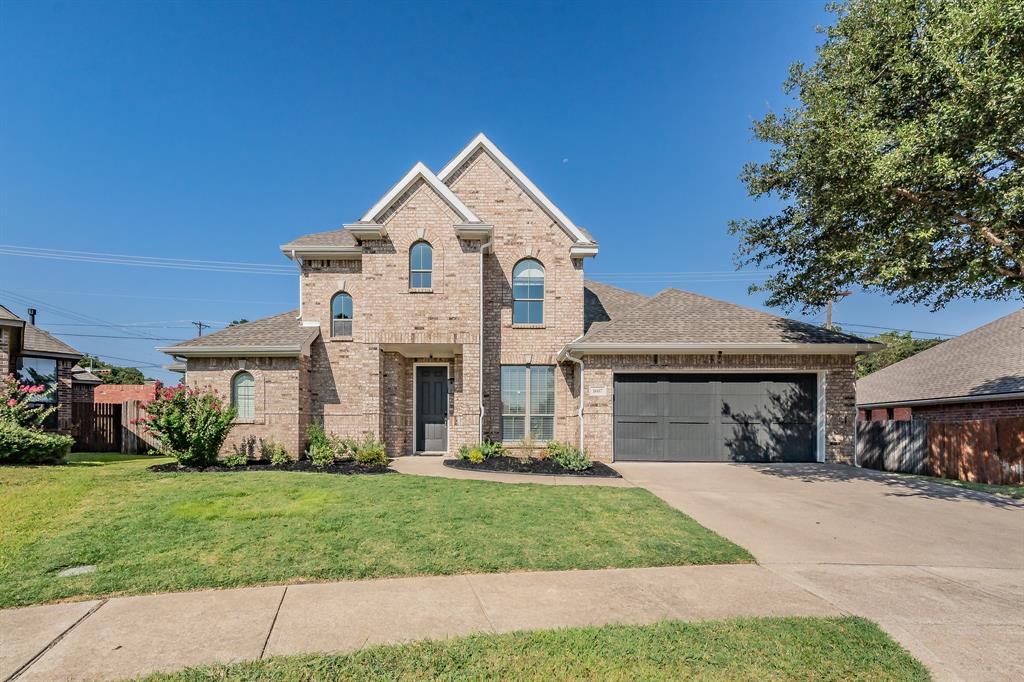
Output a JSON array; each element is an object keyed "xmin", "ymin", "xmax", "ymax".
[
  {"xmin": 610, "ymin": 369, "xmax": 826, "ymax": 463},
  {"xmin": 413, "ymin": 361, "xmax": 450, "ymax": 455}
]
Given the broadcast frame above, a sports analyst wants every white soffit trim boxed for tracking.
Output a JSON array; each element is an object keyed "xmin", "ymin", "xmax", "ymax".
[
  {"xmin": 438, "ymin": 133, "xmax": 594, "ymax": 246},
  {"xmin": 565, "ymin": 342, "xmax": 884, "ymax": 355},
  {"xmin": 360, "ymin": 162, "xmax": 481, "ymax": 224}
]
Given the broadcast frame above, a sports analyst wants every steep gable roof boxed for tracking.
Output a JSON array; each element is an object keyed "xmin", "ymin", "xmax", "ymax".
[
  {"xmin": 857, "ymin": 308, "xmax": 1024, "ymax": 406},
  {"xmin": 439, "ymin": 133, "xmax": 594, "ymax": 246},
  {"xmin": 568, "ymin": 288, "xmax": 877, "ymax": 353},
  {"xmin": 360, "ymin": 162, "xmax": 481, "ymax": 225},
  {"xmin": 0, "ymin": 304, "xmax": 24, "ymax": 323},
  {"xmin": 23, "ymin": 325, "xmax": 82, "ymax": 358},
  {"xmin": 157, "ymin": 310, "xmax": 320, "ymax": 357}
]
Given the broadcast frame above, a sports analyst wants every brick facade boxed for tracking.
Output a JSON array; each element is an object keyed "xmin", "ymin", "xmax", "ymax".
[{"xmin": 859, "ymin": 399, "xmax": 1024, "ymax": 423}]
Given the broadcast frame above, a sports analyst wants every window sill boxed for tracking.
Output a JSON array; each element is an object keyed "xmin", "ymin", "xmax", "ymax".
[
  {"xmin": 511, "ymin": 323, "xmax": 546, "ymax": 329},
  {"xmin": 234, "ymin": 418, "xmax": 264, "ymax": 425},
  {"xmin": 408, "ymin": 288, "xmax": 433, "ymax": 294},
  {"xmin": 329, "ymin": 336, "xmax": 354, "ymax": 342}
]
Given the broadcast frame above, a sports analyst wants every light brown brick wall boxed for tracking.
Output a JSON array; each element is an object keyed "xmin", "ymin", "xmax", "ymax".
[
  {"xmin": 185, "ymin": 356, "xmax": 307, "ymax": 459},
  {"xmin": 579, "ymin": 354, "xmax": 858, "ymax": 464},
  {"xmin": 447, "ymin": 149, "xmax": 583, "ymax": 446}
]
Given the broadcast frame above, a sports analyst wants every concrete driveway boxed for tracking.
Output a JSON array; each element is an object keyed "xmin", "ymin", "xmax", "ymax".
[{"xmin": 614, "ymin": 462, "xmax": 1024, "ymax": 682}]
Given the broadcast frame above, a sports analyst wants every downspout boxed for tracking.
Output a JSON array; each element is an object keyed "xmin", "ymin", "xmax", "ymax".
[
  {"xmin": 479, "ymin": 239, "xmax": 493, "ymax": 443},
  {"xmin": 559, "ymin": 337, "xmax": 586, "ymax": 452}
]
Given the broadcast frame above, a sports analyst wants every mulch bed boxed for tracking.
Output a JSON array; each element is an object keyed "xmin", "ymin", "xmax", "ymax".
[
  {"xmin": 444, "ymin": 455, "xmax": 621, "ymax": 478},
  {"xmin": 149, "ymin": 459, "xmax": 393, "ymax": 475}
]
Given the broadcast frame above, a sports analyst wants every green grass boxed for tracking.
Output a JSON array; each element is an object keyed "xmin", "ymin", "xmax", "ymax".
[
  {"xmin": 911, "ymin": 473, "xmax": 1024, "ymax": 499},
  {"xmin": 136, "ymin": 617, "xmax": 929, "ymax": 681},
  {"xmin": 0, "ymin": 454, "xmax": 751, "ymax": 608}
]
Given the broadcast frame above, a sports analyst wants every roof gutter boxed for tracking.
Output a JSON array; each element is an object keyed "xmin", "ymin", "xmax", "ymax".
[
  {"xmin": 564, "ymin": 342, "xmax": 884, "ymax": 355},
  {"xmin": 857, "ymin": 391, "xmax": 1024, "ymax": 409},
  {"xmin": 280, "ymin": 245, "xmax": 363, "ymax": 260}
]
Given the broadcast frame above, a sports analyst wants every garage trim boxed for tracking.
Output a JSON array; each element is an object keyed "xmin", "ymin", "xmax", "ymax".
[{"xmin": 610, "ymin": 369, "xmax": 827, "ymax": 463}]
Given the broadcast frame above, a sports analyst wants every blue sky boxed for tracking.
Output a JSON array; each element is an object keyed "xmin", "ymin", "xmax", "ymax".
[{"xmin": 1, "ymin": 0, "xmax": 1019, "ymax": 382}]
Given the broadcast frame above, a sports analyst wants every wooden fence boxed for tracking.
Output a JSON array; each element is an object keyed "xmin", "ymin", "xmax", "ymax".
[
  {"xmin": 857, "ymin": 417, "xmax": 1024, "ymax": 485},
  {"xmin": 71, "ymin": 400, "xmax": 159, "ymax": 454}
]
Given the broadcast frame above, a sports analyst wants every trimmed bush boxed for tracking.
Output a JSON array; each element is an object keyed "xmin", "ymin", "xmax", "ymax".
[
  {"xmin": 354, "ymin": 432, "xmax": 387, "ymax": 468},
  {"xmin": 0, "ymin": 420, "xmax": 73, "ymax": 464},
  {"xmin": 458, "ymin": 440, "xmax": 505, "ymax": 461},
  {"xmin": 222, "ymin": 452, "xmax": 248, "ymax": 468},
  {"xmin": 140, "ymin": 386, "xmax": 236, "ymax": 468},
  {"xmin": 546, "ymin": 441, "xmax": 592, "ymax": 471},
  {"xmin": 466, "ymin": 448, "xmax": 484, "ymax": 464},
  {"xmin": 260, "ymin": 438, "xmax": 290, "ymax": 465},
  {"xmin": 308, "ymin": 441, "xmax": 335, "ymax": 468}
]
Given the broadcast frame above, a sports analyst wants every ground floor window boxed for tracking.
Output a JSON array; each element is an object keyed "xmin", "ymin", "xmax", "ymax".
[{"xmin": 501, "ymin": 365, "xmax": 554, "ymax": 442}]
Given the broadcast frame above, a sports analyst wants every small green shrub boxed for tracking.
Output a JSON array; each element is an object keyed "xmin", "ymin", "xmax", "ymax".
[
  {"xmin": 232, "ymin": 435, "xmax": 257, "ymax": 460},
  {"xmin": 546, "ymin": 441, "xmax": 592, "ymax": 471},
  {"xmin": 222, "ymin": 452, "xmax": 248, "ymax": 468},
  {"xmin": 141, "ymin": 386, "xmax": 236, "ymax": 467},
  {"xmin": 354, "ymin": 432, "xmax": 387, "ymax": 467},
  {"xmin": 457, "ymin": 444, "xmax": 471, "ymax": 460},
  {"xmin": 260, "ymin": 438, "xmax": 290, "ymax": 465},
  {"xmin": 336, "ymin": 436, "xmax": 360, "ymax": 460},
  {"xmin": 458, "ymin": 439, "xmax": 505, "ymax": 462},
  {"xmin": 479, "ymin": 439, "xmax": 507, "ymax": 458},
  {"xmin": 0, "ymin": 420, "xmax": 73, "ymax": 464},
  {"xmin": 308, "ymin": 442, "xmax": 335, "ymax": 468},
  {"xmin": 467, "ymin": 448, "xmax": 484, "ymax": 464}
]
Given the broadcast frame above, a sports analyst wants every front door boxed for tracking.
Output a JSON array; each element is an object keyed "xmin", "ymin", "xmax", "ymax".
[{"xmin": 415, "ymin": 365, "xmax": 448, "ymax": 452}]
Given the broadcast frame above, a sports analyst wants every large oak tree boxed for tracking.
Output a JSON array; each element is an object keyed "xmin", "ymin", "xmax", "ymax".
[{"xmin": 731, "ymin": 0, "xmax": 1024, "ymax": 311}]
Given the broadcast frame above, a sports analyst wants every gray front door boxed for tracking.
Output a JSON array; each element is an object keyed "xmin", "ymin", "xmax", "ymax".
[
  {"xmin": 416, "ymin": 366, "xmax": 448, "ymax": 452},
  {"xmin": 613, "ymin": 373, "xmax": 817, "ymax": 462}
]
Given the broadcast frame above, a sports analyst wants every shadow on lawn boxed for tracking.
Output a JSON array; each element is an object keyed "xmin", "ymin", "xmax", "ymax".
[{"xmin": 748, "ymin": 463, "xmax": 1024, "ymax": 510}]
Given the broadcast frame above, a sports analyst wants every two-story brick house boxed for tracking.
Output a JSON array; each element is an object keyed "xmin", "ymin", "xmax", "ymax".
[{"xmin": 160, "ymin": 134, "xmax": 879, "ymax": 464}]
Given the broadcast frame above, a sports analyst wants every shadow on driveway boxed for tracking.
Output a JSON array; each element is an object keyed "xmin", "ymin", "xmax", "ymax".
[{"xmin": 747, "ymin": 463, "xmax": 1023, "ymax": 509}]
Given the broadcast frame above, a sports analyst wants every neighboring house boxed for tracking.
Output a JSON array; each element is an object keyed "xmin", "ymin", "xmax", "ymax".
[
  {"xmin": 0, "ymin": 304, "xmax": 92, "ymax": 431},
  {"xmin": 857, "ymin": 308, "xmax": 1024, "ymax": 422},
  {"xmin": 94, "ymin": 382, "xmax": 159, "ymax": 404},
  {"xmin": 159, "ymin": 134, "xmax": 878, "ymax": 463},
  {"xmin": 71, "ymin": 365, "xmax": 103, "ymax": 403}
]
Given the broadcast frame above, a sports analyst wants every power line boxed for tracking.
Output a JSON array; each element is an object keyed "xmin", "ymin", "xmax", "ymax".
[
  {"xmin": 2, "ymin": 289, "xmax": 167, "ymax": 341},
  {"xmin": 40, "ymin": 331, "xmax": 188, "ymax": 341},
  {"xmin": 0, "ymin": 245, "xmax": 294, "ymax": 276},
  {"xmin": 834, "ymin": 321, "xmax": 956, "ymax": 337},
  {"xmin": 5, "ymin": 287, "xmax": 292, "ymax": 306}
]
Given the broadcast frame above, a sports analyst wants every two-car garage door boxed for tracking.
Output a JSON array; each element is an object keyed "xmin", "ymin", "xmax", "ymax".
[{"xmin": 613, "ymin": 373, "xmax": 818, "ymax": 462}]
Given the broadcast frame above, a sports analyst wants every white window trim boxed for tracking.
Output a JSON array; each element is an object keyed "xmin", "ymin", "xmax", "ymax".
[{"xmin": 501, "ymin": 365, "xmax": 555, "ymax": 443}]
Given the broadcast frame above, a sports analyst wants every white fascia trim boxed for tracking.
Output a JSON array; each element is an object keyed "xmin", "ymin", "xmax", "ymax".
[
  {"xmin": 569, "ymin": 244, "xmax": 599, "ymax": 258},
  {"xmin": 566, "ymin": 342, "xmax": 884, "ymax": 355},
  {"xmin": 360, "ymin": 162, "xmax": 481, "ymax": 224},
  {"xmin": 279, "ymin": 245, "xmax": 363, "ymax": 260},
  {"xmin": 857, "ymin": 391, "xmax": 1024, "ymax": 409},
  {"xmin": 343, "ymin": 223, "xmax": 387, "ymax": 241},
  {"xmin": 438, "ymin": 133, "xmax": 595, "ymax": 247},
  {"xmin": 156, "ymin": 345, "xmax": 304, "ymax": 358}
]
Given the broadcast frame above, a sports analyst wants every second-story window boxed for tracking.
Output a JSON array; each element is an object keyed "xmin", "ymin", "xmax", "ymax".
[
  {"xmin": 512, "ymin": 258, "xmax": 544, "ymax": 324},
  {"xmin": 331, "ymin": 292, "xmax": 353, "ymax": 337},
  {"xmin": 410, "ymin": 241, "xmax": 432, "ymax": 289}
]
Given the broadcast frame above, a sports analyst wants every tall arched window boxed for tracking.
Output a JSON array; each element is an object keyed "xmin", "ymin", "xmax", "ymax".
[
  {"xmin": 232, "ymin": 371, "xmax": 255, "ymax": 420},
  {"xmin": 331, "ymin": 292, "xmax": 353, "ymax": 337},
  {"xmin": 512, "ymin": 259, "xmax": 544, "ymax": 324},
  {"xmin": 409, "ymin": 241, "xmax": 433, "ymax": 289}
]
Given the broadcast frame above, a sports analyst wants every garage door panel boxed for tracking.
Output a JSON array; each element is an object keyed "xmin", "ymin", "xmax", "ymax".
[{"xmin": 613, "ymin": 373, "xmax": 817, "ymax": 463}]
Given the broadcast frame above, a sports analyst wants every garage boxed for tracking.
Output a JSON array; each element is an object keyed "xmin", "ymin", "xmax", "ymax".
[{"xmin": 613, "ymin": 373, "xmax": 818, "ymax": 462}]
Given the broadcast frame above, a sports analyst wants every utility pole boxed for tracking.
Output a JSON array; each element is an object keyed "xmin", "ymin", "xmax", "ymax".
[
  {"xmin": 825, "ymin": 291, "xmax": 852, "ymax": 330},
  {"xmin": 192, "ymin": 321, "xmax": 208, "ymax": 337}
]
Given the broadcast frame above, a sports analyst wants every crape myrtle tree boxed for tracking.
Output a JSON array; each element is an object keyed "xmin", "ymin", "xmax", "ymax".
[{"xmin": 731, "ymin": 0, "xmax": 1024, "ymax": 312}]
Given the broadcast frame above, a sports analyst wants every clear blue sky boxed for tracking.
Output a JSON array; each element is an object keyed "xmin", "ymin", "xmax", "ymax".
[{"xmin": 2, "ymin": 0, "xmax": 1019, "ymax": 382}]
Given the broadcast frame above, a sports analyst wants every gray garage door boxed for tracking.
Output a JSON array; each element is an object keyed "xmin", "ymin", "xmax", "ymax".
[{"xmin": 613, "ymin": 373, "xmax": 817, "ymax": 462}]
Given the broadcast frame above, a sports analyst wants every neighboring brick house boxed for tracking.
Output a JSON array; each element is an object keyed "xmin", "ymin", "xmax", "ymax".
[
  {"xmin": 0, "ymin": 304, "xmax": 95, "ymax": 432},
  {"xmin": 93, "ymin": 382, "xmax": 159, "ymax": 404},
  {"xmin": 160, "ymin": 134, "xmax": 879, "ymax": 463},
  {"xmin": 857, "ymin": 309, "xmax": 1024, "ymax": 422}
]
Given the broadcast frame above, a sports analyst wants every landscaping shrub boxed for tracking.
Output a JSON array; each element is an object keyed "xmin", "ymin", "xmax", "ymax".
[
  {"xmin": 458, "ymin": 439, "xmax": 505, "ymax": 462},
  {"xmin": 306, "ymin": 423, "xmax": 337, "ymax": 467},
  {"xmin": 354, "ymin": 432, "xmax": 388, "ymax": 467},
  {"xmin": 336, "ymin": 436, "xmax": 360, "ymax": 461},
  {"xmin": 547, "ymin": 441, "xmax": 592, "ymax": 471},
  {"xmin": 231, "ymin": 435, "xmax": 257, "ymax": 461},
  {"xmin": 479, "ymin": 439, "xmax": 507, "ymax": 458},
  {"xmin": 222, "ymin": 451, "xmax": 248, "ymax": 468},
  {"xmin": 0, "ymin": 420, "xmax": 73, "ymax": 464},
  {"xmin": 139, "ymin": 386, "xmax": 236, "ymax": 467},
  {"xmin": 466, "ymin": 448, "xmax": 484, "ymax": 464},
  {"xmin": 260, "ymin": 438, "xmax": 290, "ymax": 465}
]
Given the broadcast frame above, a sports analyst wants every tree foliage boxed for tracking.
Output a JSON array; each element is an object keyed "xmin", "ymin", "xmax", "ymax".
[
  {"xmin": 81, "ymin": 354, "xmax": 147, "ymax": 385},
  {"xmin": 855, "ymin": 331, "xmax": 944, "ymax": 377},
  {"xmin": 731, "ymin": 0, "xmax": 1024, "ymax": 312}
]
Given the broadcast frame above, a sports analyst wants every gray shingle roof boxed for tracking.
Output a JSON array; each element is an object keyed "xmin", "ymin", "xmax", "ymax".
[
  {"xmin": 584, "ymin": 280, "xmax": 648, "ymax": 333},
  {"xmin": 23, "ymin": 325, "xmax": 82, "ymax": 358},
  {"xmin": 72, "ymin": 364, "xmax": 103, "ymax": 384},
  {"xmin": 857, "ymin": 308, "xmax": 1024, "ymax": 406},
  {"xmin": 0, "ymin": 304, "xmax": 24, "ymax": 323},
  {"xmin": 160, "ymin": 310, "xmax": 319, "ymax": 355},
  {"xmin": 577, "ymin": 288, "xmax": 871, "ymax": 346},
  {"xmin": 281, "ymin": 227, "xmax": 358, "ymax": 249}
]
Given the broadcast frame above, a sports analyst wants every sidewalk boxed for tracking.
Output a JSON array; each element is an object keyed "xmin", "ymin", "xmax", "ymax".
[{"xmin": 1, "ymin": 564, "xmax": 838, "ymax": 682}]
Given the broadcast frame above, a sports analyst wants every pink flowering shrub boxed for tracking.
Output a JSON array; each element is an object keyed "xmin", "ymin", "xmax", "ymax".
[
  {"xmin": 139, "ymin": 385, "xmax": 236, "ymax": 467},
  {"xmin": 0, "ymin": 374, "xmax": 56, "ymax": 428}
]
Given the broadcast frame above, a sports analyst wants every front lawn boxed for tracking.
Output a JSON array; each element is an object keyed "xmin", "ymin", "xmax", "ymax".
[
  {"xmin": 0, "ymin": 454, "xmax": 751, "ymax": 608},
  {"xmin": 138, "ymin": 617, "xmax": 928, "ymax": 681}
]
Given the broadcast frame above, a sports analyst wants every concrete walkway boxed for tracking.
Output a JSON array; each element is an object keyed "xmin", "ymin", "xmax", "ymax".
[
  {"xmin": 0, "ymin": 564, "xmax": 837, "ymax": 682},
  {"xmin": 614, "ymin": 462, "xmax": 1024, "ymax": 682}
]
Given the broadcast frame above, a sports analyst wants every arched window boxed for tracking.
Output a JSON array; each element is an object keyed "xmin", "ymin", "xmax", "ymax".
[
  {"xmin": 331, "ymin": 292, "xmax": 353, "ymax": 337},
  {"xmin": 232, "ymin": 371, "xmax": 255, "ymax": 420},
  {"xmin": 512, "ymin": 259, "xmax": 544, "ymax": 324},
  {"xmin": 409, "ymin": 241, "xmax": 433, "ymax": 289}
]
